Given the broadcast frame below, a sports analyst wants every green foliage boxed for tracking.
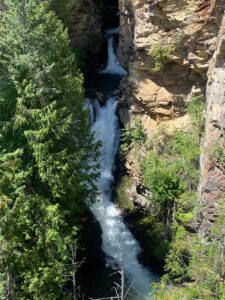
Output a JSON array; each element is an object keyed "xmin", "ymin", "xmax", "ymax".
[
  {"xmin": 214, "ymin": 145, "xmax": 225, "ymax": 165},
  {"xmin": 164, "ymin": 129, "xmax": 200, "ymax": 190},
  {"xmin": 49, "ymin": 0, "xmax": 74, "ymax": 26},
  {"xmin": 149, "ymin": 43, "xmax": 176, "ymax": 72},
  {"xmin": 187, "ymin": 94, "xmax": 205, "ymax": 136},
  {"xmin": 163, "ymin": 192, "xmax": 196, "ymax": 283},
  {"xmin": 131, "ymin": 119, "xmax": 146, "ymax": 143},
  {"xmin": 187, "ymin": 203, "xmax": 225, "ymax": 299},
  {"xmin": 141, "ymin": 123, "xmax": 201, "ymax": 278},
  {"xmin": 0, "ymin": 195, "xmax": 74, "ymax": 299},
  {"xmin": 115, "ymin": 176, "xmax": 134, "ymax": 211},
  {"xmin": 120, "ymin": 119, "xmax": 145, "ymax": 154},
  {"xmin": 152, "ymin": 279, "xmax": 202, "ymax": 300},
  {"xmin": 138, "ymin": 215, "xmax": 170, "ymax": 263},
  {"xmin": 153, "ymin": 205, "xmax": 225, "ymax": 299},
  {"xmin": 143, "ymin": 129, "xmax": 200, "ymax": 208},
  {"xmin": 164, "ymin": 223, "xmax": 191, "ymax": 283},
  {"xmin": 0, "ymin": 0, "xmax": 99, "ymax": 298},
  {"xmin": 143, "ymin": 150, "xmax": 181, "ymax": 205},
  {"xmin": 175, "ymin": 192, "xmax": 196, "ymax": 224},
  {"xmin": 148, "ymin": 126, "xmax": 224, "ymax": 299}
]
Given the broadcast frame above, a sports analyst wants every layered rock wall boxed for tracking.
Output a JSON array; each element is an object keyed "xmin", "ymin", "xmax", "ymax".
[
  {"xmin": 118, "ymin": 0, "xmax": 224, "ymax": 131},
  {"xmin": 199, "ymin": 13, "xmax": 225, "ymax": 235}
]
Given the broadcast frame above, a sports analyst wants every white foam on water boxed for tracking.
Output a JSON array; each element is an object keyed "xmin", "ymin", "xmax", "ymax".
[
  {"xmin": 100, "ymin": 36, "xmax": 127, "ymax": 76},
  {"xmin": 90, "ymin": 98, "xmax": 157, "ymax": 299}
]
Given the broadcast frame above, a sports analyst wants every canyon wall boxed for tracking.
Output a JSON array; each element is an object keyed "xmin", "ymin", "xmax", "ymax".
[
  {"xmin": 117, "ymin": 0, "xmax": 225, "ymax": 220},
  {"xmin": 69, "ymin": 0, "xmax": 103, "ymax": 62},
  {"xmin": 118, "ymin": 0, "xmax": 224, "ymax": 132},
  {"xmin": 67, "ymin": 1, "xmax": 225, "ymax": 225},
  {"xmin": 198, "ymin": 13, "xmax": 225, "ymax": 236}
]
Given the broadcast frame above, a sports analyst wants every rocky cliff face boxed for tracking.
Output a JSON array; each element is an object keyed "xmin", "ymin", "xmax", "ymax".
[
  {"xmin": 199, "ymin": 13, "xmax": 225, "ymax": 236},
  {"xmin": 69, "ymin": 0, "xmax": 103, "ymax": 63},
  {"xmin": 117, "ymin": 0, "xmax": 225, "ymax": 214},
  {"xmin": 118, "ymin": 0, "xmax": 224, "ymax": 132}
]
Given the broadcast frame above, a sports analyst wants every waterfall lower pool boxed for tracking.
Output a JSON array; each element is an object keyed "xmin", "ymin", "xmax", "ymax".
[{"xmin": 83, "ymin": 29, "xmax": 158, "ymax": 300}]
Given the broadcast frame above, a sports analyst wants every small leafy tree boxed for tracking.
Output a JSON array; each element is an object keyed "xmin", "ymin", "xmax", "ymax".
[
  {"xmin": 120, "ymin": 119, "xmax": 145, "ymax": 154},
  {"xmin": 149, "ymin": 43, "xmax": 176, "ymax": 72},
  {"xmin": 143, "ymin": 151, "xmax": 181, "ymax": 206},
  {"xmin": 143, "ymin": 129, "xmax": 200, "ymax": 215}
]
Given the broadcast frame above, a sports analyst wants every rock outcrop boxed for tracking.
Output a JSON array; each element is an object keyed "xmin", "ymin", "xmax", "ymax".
[
  {"xmin": 118, "ymin": 0, "xmax": 224, "ymax": 131},
  {"xmin": 199, "ymin": 13, "xmax": 225, "ymax": 236},
  {"xmin": 69, "ymin": 0, "xmax": 103, "ymax": 62}
]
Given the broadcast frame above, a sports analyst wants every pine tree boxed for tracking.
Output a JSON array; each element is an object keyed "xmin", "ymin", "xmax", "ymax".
[{"xmin": 0, "ymin": 0, "xmax": 99, "ymax": 298}]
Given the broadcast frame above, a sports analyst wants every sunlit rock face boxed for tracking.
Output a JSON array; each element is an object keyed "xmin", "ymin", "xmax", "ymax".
[
  {"xmin": 118, "ymin": 0, "xmax": 224, "ymax": 131},
  {"xmin": 198, "ymin": 13, "xmax": 225, "ymax": 236}
]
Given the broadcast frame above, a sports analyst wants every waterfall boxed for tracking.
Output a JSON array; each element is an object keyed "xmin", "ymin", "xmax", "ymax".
[
  {"xmin": 88, "ymin": 29, "xmax": 157, "ymax": 299},
  {"xmin": 105, "ymin": 28, "xmax": 119, "ymax": 36},
  {"xmin": 90, "ymin": 98, "xmax": 156, "ymax": 298},
  {"xmin": 100, "ymin": 35, "xmax": 127, "ymax": 76}
]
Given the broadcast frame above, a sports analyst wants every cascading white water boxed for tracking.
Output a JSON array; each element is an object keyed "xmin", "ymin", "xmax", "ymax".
[
  {"xmin": 90, "ymin": 97, "xmax": 157, "ymax": 298},
  {"xmin": 88, "ymin": 29, "xmax": 157, "ymax": 299},
  {"xmin": 100, "ymin": 35, "xmax": 127, "ymax": 76},
  {"xmin": 105, "ymin": 28, "xmax": 119, "ymax": 36}
]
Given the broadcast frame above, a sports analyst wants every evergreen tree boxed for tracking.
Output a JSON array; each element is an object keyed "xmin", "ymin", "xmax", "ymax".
[{"xmin": 0, "ymin": 0, "xmax": 99, "ymax": 298}]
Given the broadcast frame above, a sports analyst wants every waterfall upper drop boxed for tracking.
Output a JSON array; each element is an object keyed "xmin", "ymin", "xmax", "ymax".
[{"xmin": 100, "ymin": 31, "xmax": 127, "ymax": 76}]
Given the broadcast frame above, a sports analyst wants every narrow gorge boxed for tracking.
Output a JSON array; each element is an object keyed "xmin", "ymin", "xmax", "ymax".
[
  {"xmin": 0, "ymin": 0, "xmax": 224, "ymax": 299},
  {"xmin": 80, "ymin": 10, "xmax": 158, "ymax": 299},
  {"xmin": 74, "ymin": 0, "xmax": 225, "ymax": 298}
]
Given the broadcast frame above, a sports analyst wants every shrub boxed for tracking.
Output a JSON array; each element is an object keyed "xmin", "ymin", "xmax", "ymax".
[
  {"xmin": 175, "ymin": 192, "xmax": 196, "ymax": 225},
  {"xmin": 143, "ymin": 151, "xmax": 181, "ymax": 206},
  {"xmin": 138, "ymin": 215, "xmax": 170, "ymax": 263},
  {"xmin": 149, "ymin": 43, "xmax": 176, "ymax": 71},
  {"xmin": 153, "ymin": 201, "xmax": 225, "ymax": 300},
  {"xmin": 187, "ymin": 94, "xmax": 205, "ymax": 137},
  {"xmin": 143, "ymin": 129, "xmax": 200, "ymax": 211},
  {"xmin": 120, "ymin": 119, "xmax": 145, "ymax": 154},
  {"xmin": 115, "ymin": 176, "xmax": 134, "ymax": 211}
]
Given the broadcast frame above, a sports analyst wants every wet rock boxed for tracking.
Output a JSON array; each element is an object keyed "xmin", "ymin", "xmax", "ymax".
[{"xmin": 96, "ymin": 92, "xmax": 106, "ymax": 106}]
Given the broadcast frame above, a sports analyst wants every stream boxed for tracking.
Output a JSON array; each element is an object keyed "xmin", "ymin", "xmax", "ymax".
[{"xmin": 84, "ymin": 30, "xmax": 158, "ymax": 300}]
